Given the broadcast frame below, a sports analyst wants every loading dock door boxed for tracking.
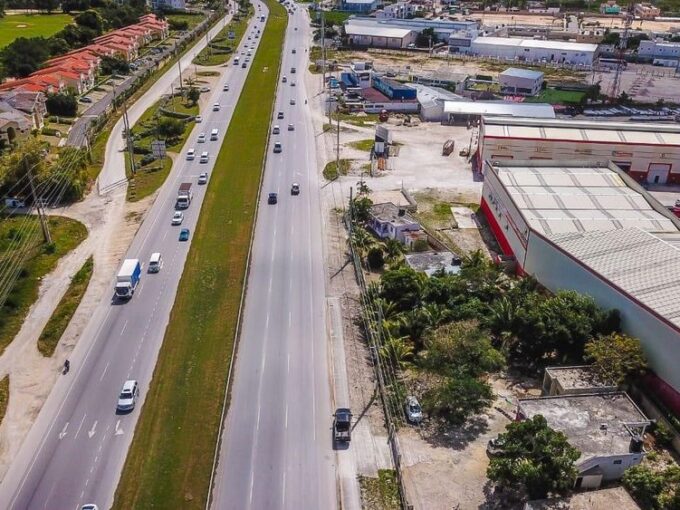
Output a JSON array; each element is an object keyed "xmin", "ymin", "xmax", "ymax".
[{"xmin": 647, "ymin": 163, "xmax": 671, "ymax": 184}]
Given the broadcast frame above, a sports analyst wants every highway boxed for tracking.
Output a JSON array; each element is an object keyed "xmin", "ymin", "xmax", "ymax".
[
  {"xmin": 0, "ymin": 4, "xmax": 266, "ymax": 509},
  {"xmin": 211, "ymin": 5, "xmax": 337, "ymax": 510}
]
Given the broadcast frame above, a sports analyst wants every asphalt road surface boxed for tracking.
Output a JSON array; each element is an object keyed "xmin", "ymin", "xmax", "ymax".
[
  {"xmin": 211, "ymin": 6, "xmax": 337, "ymax": 510},
  {"xmin": 0, "ymin": 5, "xmax": 265, "ymax": 509}
]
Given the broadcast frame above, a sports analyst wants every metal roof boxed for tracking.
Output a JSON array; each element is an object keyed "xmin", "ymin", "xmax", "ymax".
[
  {"xmin": 493, "ymin": 164, "xmax": 678, "ymax": 236},
  {"xmin": 482, "ymin": 116, "xmax": 680, "ymax": 146},
  {"xmin": 443, "ymin": 101, "xmax": 555, "ymax": 118},
  {"xmin": 500, "ymin": 67, "xmax": 545, "ymax": 80},
  {"xmin": 471, "ymin": 36, "xmax": 598, "ymax": 52},
  {"xmin": 549, "ymin": 228, "xmax": 680, "ymax": 328},
  {"xmin": 344, "ymin": 24, "xmax": 414, "ymax": 38}
]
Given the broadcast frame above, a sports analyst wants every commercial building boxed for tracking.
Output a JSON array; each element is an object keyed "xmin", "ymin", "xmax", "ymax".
[
  {"xmin": 518, "ymin": 393, "xmax": 649, "ymax": 488},
  {"xmin": 481, "ymin": 160, "xmax": 680, "ymax": 412},
  {"xmin": 477, "ymin": 117, "xmax": 680, "ymax": 183},
  {"xmin": 372, "ymin": 75, "xmax": 416, "ymax": 100},
  {"xmin": 499, "ymin": 68, "xmax": 544, "ymax": 96},
  {"xmin": 376, "ymin": 1, "xmax": 423, "ymax": 19},
  {"xmin": 443, "ymin": 101, "xmax": 554, "ymax": 124},
  {"xmin": 345, "ymin": 24, "xmax": 417, "ymax": 48},
  {"xmin": 634, "ymin": 2, "xmax": 660, "ymax": 19},
  {"xmin": 346, "ymin": 17, "xmax": 479, "ymax": 41},
  {"xmin": 638, "ymin": 40, "xmax": 680, "ymax": 67},
  {"xmin": 341, "ymin": 0, "xmax": 379, "ymax": 12},
  {"xmin": 412, "ymin": 83, "xmax": 463, "ymax": 121}
]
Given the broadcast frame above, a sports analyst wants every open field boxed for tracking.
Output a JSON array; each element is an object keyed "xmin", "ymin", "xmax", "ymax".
[
  {"xmin": 526, "ymin": 88, "xmax": 586, "ymax": 104},
  {"xmin": 166, "ymin": 12, "xmax": 206, "ymax": 32},
  {"xmin": 112, "ymin": 0, "xmax": 286, "ymax": 507},
  {"xmin": 0, "ymin": 14, "xmax": 73, "ymax": 49},
  {"xmin": 0, "ymin": 216, "xmax": 87, "ymax": 355},
  {"xmin": 37, "ymin": 256, "xmax": 93, "ymax": 357}
]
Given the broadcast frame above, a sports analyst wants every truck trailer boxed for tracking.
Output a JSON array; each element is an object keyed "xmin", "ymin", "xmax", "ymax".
[
  {"xmin": 115, "ymin": 258, "xmax": 141, "ymax": 300},
  {"xmin": 176, "ymin": 183, "xmax": 193, "ymax": 209}
]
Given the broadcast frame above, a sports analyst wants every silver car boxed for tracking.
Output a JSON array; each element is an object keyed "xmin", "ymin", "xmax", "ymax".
[
  {"xmin": 405, "ymin": 396, "xmax": 423, "ymax": 424},
  {"xmin": 117, "ymin": 380, "xmax": 139, "ymax": 412}
]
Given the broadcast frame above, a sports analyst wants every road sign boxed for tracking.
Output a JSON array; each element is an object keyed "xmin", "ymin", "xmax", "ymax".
[{"xmin": 151, "ymin": 140, "xmax": 166, "ymax": 159}]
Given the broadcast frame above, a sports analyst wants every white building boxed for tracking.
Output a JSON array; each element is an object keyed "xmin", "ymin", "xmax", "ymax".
[
  {"xmin": 376, "ymin": 1, "xmax": 423, "ymax": 19},
  {"xmin": 346, "ymin": 17, "xmax": 478, "ymax": 41},
  {"xmin": 481, "ymin": 160, "xmax": 680, "ymax": 413},
  {"xmin": 368, "ymin": 202, "xmax": 422, "ymax": 242},
  {"xmin": 443, "ymin": 101, "xmax": 554, "ymax": 124},
  {"xmin": 345, "ymin": 24, "xmax": 417, "ymax": 48},
  {"xmin": 412, "ymin": 83, "xmax": 463, "ymax": 121},
  {"xmin": 451, "ymin": 36, "xmax": 599, "ymax": 66},
  {"xmin": 476, "ymin": 117, "xmax": 680, "ymax": 184},
  {"xmin": 499, "ymin": 67, "xmax": 544, "ymax": 96},
  {"xmin": 638, "ymin": 40, "xmax": 680, "ymax": 67}
]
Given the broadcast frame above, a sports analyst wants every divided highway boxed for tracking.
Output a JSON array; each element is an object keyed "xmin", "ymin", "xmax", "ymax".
[
  {"xmin": 211, "ymin": 6, "xmax": 337, "ymax": 510},
  {"xmin": 0, "ymin": 4, "xmax": 266, "ymax": 509}
]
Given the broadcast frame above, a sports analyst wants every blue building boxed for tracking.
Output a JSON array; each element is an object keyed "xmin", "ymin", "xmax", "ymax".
[
  {"xmin": 341, "ymin": 0, "xmax": 378, "ymax": 13},
  {"xmin": 372, "ymin": 75, "xmax": 417, "ymax": 100}
]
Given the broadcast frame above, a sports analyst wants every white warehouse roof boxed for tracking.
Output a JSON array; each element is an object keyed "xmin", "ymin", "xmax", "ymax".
[
  {"xmin": 492, "ymin": 164, "xmax": 679, "ymax": 236},
  {"xmin": 500, "ymin": 67, "xmax": 545, "ymax": 80},
  {"xmin": 472, "ymin": 36, "xmax": 598, "ymax": 53},
  {"xmin": 444, "ymin": 101, "xmax": 555, "ymax": 118},
  {"xmin": 550, "ymin": 228, "xmax": 680, "ymax": 328},
  {"xmin": 482, "ymin": 117, "xmax": 680, "ymax": 146},
  {"xmin": 344, "ymin": 24, "xmax": 414, "ymax": 38}
]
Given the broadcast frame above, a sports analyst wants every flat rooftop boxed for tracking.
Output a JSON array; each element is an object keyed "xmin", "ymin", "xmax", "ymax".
[
  {"xmin": 345, "ymin": 24, "xmax": 414, "ymax": 39},
  {"xmin": 444, "ymin": 101, "xmax": 555, "ymax": 118},
  {"xmin": 405, "ymin": 251, "xmax": 461, "ymax": 276},
  {"xmin": 482, "ymin": 116, "xmax": 680, "ymax": 146},
  {"xmin": 370, "ymin": 202, "xmax": 419, "ymax": 226},
  {"xmin": 490, "ymin": 164, "xmax": 679, "ymax": 236},
  {"xmin": 545, "ymin": 366, "xmax": 613, "ymax": 391},
  {"xmin": 518, "ymin": 393, "xmax": 649, "ymax": 459},
  {"xmin": 472, "ymin": 36, "xmax": 598, "ymax": 52},
  {"xmin": 500, "ymin": 67, "xmax": 544, "ymax": 80},
  {"xmin": 549, "ymin": 228, "xmax": 680, "ymax": 329}
]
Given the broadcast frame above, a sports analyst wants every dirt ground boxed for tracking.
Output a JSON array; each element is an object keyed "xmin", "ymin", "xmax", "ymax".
[
  {"xmin": 592, "ymin": 63, "xmax": 680, "ymax": 103},
  {"xmin": 470, "ymin": 12, "xmax": 680, "ymax": 32}
]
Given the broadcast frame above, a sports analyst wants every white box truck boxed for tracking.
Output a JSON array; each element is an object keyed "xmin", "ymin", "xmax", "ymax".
[
  {"xmin": 115, "ymin": 259, "xmax": 141, "ymax": 300},
  {"xmin": 176, "ymin": 183, "xmax": 193, "ymax": 209}
]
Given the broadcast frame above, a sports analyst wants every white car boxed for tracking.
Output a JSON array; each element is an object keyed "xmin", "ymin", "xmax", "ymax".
[
  {"xmin": 405, "ymin": 396, "xmax": 423, "ymax": 424},
  {"xmin": 212, "ymin": 103, "xmax": 220, "ymax": 111},
  {"xmin": 172, "ymin": 211, "xmax": 184, "ymax": 225},
  {"xmin": 223, "ymin": 84, "xmax": 229, "ymax": 91},
  {"xmin": 195, "ymin": 115, "xmax": 203, "ymax": 123},
  {"xmin": 290, "ymin": 98, "xmax": 296, "ymax": 105},
  {"xmin": 116, "ymin": 380, "xmax": 139, "ymax": 412},
  {"xmin": 288, "ymin": 123, "xmax": 294, "ymax": 131},
  {"xmin": 198, "ymin": 172, "xmax": 208, "ymax": 184},
  {"xmin": 186, "ymin": 148, "xmax": 195, "ymax": 160},
  {"xmin": 272, "ymin": 125, "xmax": 280, "ymax": 134},
  {"xmin": 81, "ymin": 505, "xmax": 99, "ymax": 510},
  {"xmin": 197, "ymin": 133, "xmax": 206, "ymax": 143},
  {"xmin": 200, "ymin": 86, "xmax": 210, "ymax": 92}
]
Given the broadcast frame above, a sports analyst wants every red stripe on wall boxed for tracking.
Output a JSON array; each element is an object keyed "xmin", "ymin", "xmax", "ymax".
[{"xmin": 480, "ymin": 198, "xmax": 515, "ymax": 257}]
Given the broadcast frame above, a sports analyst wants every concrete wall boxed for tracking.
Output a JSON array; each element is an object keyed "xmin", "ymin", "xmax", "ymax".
[{"xmin": 523, "ymin": 231, "xmax": 680, "ymax": 411}]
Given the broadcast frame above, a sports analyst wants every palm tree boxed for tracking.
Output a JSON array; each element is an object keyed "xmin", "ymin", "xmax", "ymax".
[
  {"xmin": 380, "ymin": 334, "xmax": 414, "ymax": 369},
  {"xmin": 384, "ymin": 238, "xmax": 406, "ymax": 263},
  {"xmin": 485, "ymin": 297, "xmax": 519, "ymax": 351},
  {"xmin": 422, "ymin": 303, "xmax": 449, "ymax": 329},
  {"xmin": 351, "ymin": 226, "xmax": 374, "ymax": 256}
]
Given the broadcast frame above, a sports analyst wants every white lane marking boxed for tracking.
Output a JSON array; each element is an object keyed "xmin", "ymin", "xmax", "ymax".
[
  {"xmin": 84, "ymin": 479, "xmax": 89, "ymax": 487},
  {"xmin": 58, "ymin": 422, "xmax": 69, "ymax": 440},
  {"xmin": 249, "ymin": 472, "xmax": 255, "ymax": 506},
  {"xmin": 87, "ymin": 421, "xmax": 98, "ymax": 439},
  {"xmin": 99, "ymin": 362, "xmax": 110, "ymax": 382},
  {"xmin": 282, "ymin": 470, "xmax": 286, "ymax": 507},
  {"xmin": 120, "ymin": 320, "xmax": 128, "ymax": 336},
  {"xmin": 115, "ymin": 420, "xmax": 124, "ymax": 436},
  {"xmin": 74, "ymin": 413, "xmax": 87, "ymax": 439},
  {"xmin": 287, "ymin": 353, "xmax": 290, "ymax": 374},
  {"xmin": 285, "ymin": 404, "xmax": 288, "ymax": 430}
]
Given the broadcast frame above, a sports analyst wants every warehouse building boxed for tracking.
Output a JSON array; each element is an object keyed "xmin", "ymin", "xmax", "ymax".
[
  {"xmin": 345, "ymin": 24, "xmax": 417, "ymax": 49},
  {"xmin": 412, "ymin": 84, "xmax": 463, "ymax": 121},
  {"xmin": 476, "ymin": 117, "xmax": 680, "ymax": 182},
  {"xmin": 481, "ymin": 160, "xmax": 680, "ymax": 413},
  {"xmin": 443, "ymin": 101, "xmax": 554, "ymax": 125},
  {"xmin": 346, "ymin": 17, "xmax": 478, "ymax": 41},
  {"xmin": 638, "ymin": 40, "xmax": 680, "ymax": 67},
  {"xmin": 499, "ymin": 68, "xmax": 544, "ymax": 96}
]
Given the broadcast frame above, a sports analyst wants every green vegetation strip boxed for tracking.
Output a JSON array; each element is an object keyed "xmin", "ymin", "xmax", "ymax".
[
  {"xmin": 323, "ymin": 158, "xmax": 351, "ymax": 180},
  {"xmin": 348, "ymin": 139, "xmax": 375, "ymax": 152},
  {"xmin": 193, "ymin": 6, "xmax": 252, "ymax": 66},
  {"xmin": 358, "ymin": 470, "xmax": 401, "ymax": 510},
  {"xmin": 112, "ymin": 1, "xmax": 286, "ymax": 507},
  {"xmin": 0, "ymin": 217, "xmax": 87, "ymax": 355},
  {"xmin": 0, "ymin": 14, "xmax": 73, "ymax": 49},
  {"xmin": 0, "ymin": 376, "xmax": 8, "ymax": 427},
  {"xmin": 37, "ymin": 256, "xmax": 94, "ymax": 357}
]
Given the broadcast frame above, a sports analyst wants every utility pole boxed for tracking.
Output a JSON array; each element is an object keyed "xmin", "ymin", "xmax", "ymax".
[
  {"xmin": 26, "ymin": 159, "xmax": 51, "ymax": 244},
  {"xmin": 122, "ymin": 99, "xmax": 136, "ymax": 176},
  {"xmin": 336, "ymin": 108, "xmax": 340, "ymax": 173},
  {"xmin": 177, "ymin": 59, "xmax": 184, "ymax": 90}
]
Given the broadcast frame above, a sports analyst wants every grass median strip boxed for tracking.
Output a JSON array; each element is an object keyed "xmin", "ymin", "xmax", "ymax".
[
  {"xmin": 113, "ymin": 1, "xmax": 287, "ymax": 507},
  {"xmin": 37, "ymin": 256, "xmax": 93, "ymax": 357},
  {"xmin": 194, "ymin": 5, "xmax": 253, "ymax": 66}
]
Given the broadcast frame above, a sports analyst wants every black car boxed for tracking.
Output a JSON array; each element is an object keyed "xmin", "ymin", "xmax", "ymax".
[
  {"xmin": 291, "ymin": 183, "xmax": 300, "ymax": 195},
  {"xmin": 277, "ymin": 111, "xmax": 284, "ymax": 119},
  {"xmin": 268, "ymin": 192, "xmax": 278, "ymax": 204}
]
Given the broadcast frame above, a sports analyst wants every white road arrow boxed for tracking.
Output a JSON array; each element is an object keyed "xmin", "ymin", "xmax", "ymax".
[
  {"xmin": 58, "ymin": 422, "xmax": 69, "ymax": 440},
  {"xmin": 88, "ymin": 421, "xmax": 98, "ymax": 439},
  {"xmin": 115, "ymin": 420, "xmax": 124, "ymax": 436}
]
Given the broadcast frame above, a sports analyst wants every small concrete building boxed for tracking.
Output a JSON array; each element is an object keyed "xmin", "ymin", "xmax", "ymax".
[
  {"xmin": 517, "ymin": 393, "xmax": 650, "ymax": 488},
  {"xmin": 542, "ymin": 366, "xmax": 618, "ymax": 396},
  {"xmin": 412, "ymin": 84, "xmax": 464, "ymax": 122},
  {"xmin": 499, "ymin": 67, "xmax": 544, "ymax": 96},
  {"xmin": 368, "ymin": 202, "xmax": 421, "ymax": 243},
  {"xmin": 405, "ymin": 251, "xmax": 462, "ymax": 276},
  {"xmin": 345, "ymin": 24, "xmax": 417, "ymax": 49}
]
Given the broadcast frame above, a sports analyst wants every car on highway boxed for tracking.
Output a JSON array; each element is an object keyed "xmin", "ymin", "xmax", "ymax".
[
  {"xmin": 268, "ymin": 192, "xmax": 278, "ymax": 204},
  {"xmin": 290, "ymin": 98, "xmax": 296, "ymax": 105},
  {"xmin": 291, "ymin": 67, "xmax": 296, "ymax": 73},
  {"xmin": 198, "ymin": 172, "xmax": 208, "ymax": 184},
  {"xmin": 405, "ymin": 396, "xmax": 423, "ymax": 424},
  {"xmin": 282, "ymin": 76, "xmax": 287, "ymax": 83},
  {"xmin": 195, "ymin": 115, "xmax": 203, "ymax": 123},
  {"xmin": 272, "ymin": 125, "xmax": 280, "ymax": 134},
  {"xmin": 148, "ymin": 252, "xmax": 162, "ymax": 273},
  {"xmin": 277, "ymin": 111, "xmax": 284, "ymax": 119},
  {"xmin": 172, "ymin": 211, "xmax": 184, "ymax": 225},
  {"xmin": 242, "ymin": 62, "xmax": 247, "ymax": 68},
  {"xmin": 116, "ymin": 380, "xmax": 139, "ymax": 412},
  {"xmin": 200, "ymin": 151, "xmax": 209, "ymax": 163},
  {"xmin": 273, "ymin": 141, "xmax": 282, "ymax": 153},
  {"xmin": 186, "ymin": 148, "xmax": 195, "ymax": 160},
  {"xmin": 291, "ymin": 81, "xmax": 296, "ymax": 87},
  {"xmin": 288, "ymin": 123, "xmax": 295, "ymax": 131},
  {"xmin": 198, "ymin": 133, "xmax": 206, "ymax": 143},
  {"xmin": 179, "ymin": 228, "xmax": 190, "ymax": 241},
  {"xmin": 81, "ymin": 505, "xmax": 99, "ymax": 510},
  {"xmin": 223, "ymin": 84, "xmax": 230, "ymax": 91},
  {"xmin": 292, "ymin": 49, "xmax": 296, "ymax": 54},
  {"xmin": 213, "ymin": 103, "xmax": 221, "ymax": 111},
  {"xmin": 291, "ymin": 183, "xmax": 300, "ymax": 195}
]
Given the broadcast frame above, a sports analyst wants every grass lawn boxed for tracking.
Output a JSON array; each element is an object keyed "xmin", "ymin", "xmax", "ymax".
[
  {"xmin": 166, "ymin": 12, "xmax": 206, "ymax": 32},
  {"xmin": 323, "ymin": 158, "xmax": 351, "ymax": 180},
  {"xmin": 332, "ymin": 112, "xmax": 380, "ymax": 127},
  {"xmin": 348, "ymin": 139, "xmax": 374, "ymax": 152},
  {"xmin": 0, "ymin": 14, "xmax": 73, "ymax": 49},
  {"xmin": 193, "ymin": 7, "xmax": 252, "ymax": 66},
  {"xmin": 0, "ymin": 376, "xmax": 8, "ymax": 428},
  {"xmin": 319, "ymin": 10, "xmax": 351, "ymax": 25},
  {"xmin": 358, "ymin": 470, "xmax": 401, "ymax": 510},
  {"xmin": 112, "ymin": 0, "xmax": 287, "ymax": 507},
  {"xmin": 37, "ymin": 256, "xmax": 93, "ymax": 357},
  {"xmin": 526, "ymin": 88, "xmax": 586, "ymax": 104},
  {"xmin": 0, "ymin": 216, "xmax": 87, "ymax": 355}
]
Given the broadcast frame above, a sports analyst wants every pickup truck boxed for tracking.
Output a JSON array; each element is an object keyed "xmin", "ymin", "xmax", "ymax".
[
  {"xmin": 176, "ymin": 182, "xmax": 193, "ymax": 209},
  {"xmin": 115, "ymin": 259, "xmax": 141, "ymax": 300},
  {"xmin": 333, "ymin": 408, "xmax": 352, "ymax": 443}
]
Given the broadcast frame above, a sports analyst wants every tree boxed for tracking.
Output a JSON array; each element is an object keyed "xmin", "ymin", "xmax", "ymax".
[
  {"xmin": 0, "ymin": 37, "xmax": 50, "ymax": 78},
  {"xmin": 622, "ymin": 465, "xmax": 667, "ymax": 509},
  {"xmin": 187, "ymin": 86, "xmax": 200, "ymax": 106},
  {"xmin": 384, "ymin": 238, "xmax": 405, "ymax": 262},
  {"xmin": 75, "ymin": 9, "xmax": 104, "ymax": 34},
  {"xmin": 351, "ymin": 196, "xmax": 372, "ymax": 223},
  {"xmin": 422, "ymin": 372, "xmax": 494, "ymax": 425},
  {"xmin": 367, "ymin": 246, "xmax": 385, "ymax": 270},
  {"xmin": 415, "ymin": 27, "xmax": 436, "ymax": 48},
  {"xmin": 157, "ymin": 117, "xmax": 185, "ymax": 140},
  {"xmin": 380, "ymin": 333, "xmax": 414, "ymax": 369},
  {"xmin": 47, "ymin": 37, "xmax": 71, "ymax": 56},
  {"xmin": 380, "ymin": 267, "xmax": 423, "ymax": 312},
  {"xmin": 584, "ymin": 333, "xmax": 647, "ymax": 386},
  {"xmin": 46, "ymin": 92, "xmax": 78, "ymax": 117},
  {"xmin": 100, "ymin": 55, "xmax": 130, "ymax": 75},
  {"xmin": 168, "ymin": 18, "xmax": 189, "ymax": 31},
  {"xmin": 487, "ymin": 415, "xmax": 581, "ymax": 500},
  {"xmin": 35, "ymin": 0, "xmax": 59, "ymax": 13},
  {"xmin": 350, "ymin": 225, "xmax": 374, "ymax": 256}
]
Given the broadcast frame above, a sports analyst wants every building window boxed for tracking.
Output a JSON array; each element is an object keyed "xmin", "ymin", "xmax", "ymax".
[
  {"xmin": 613, "ymin": 161, "xmax": 632, "ymax": 172},
  {"xmin": 613, "ymin": 460, "xmax": 622, "ymax": 465}
]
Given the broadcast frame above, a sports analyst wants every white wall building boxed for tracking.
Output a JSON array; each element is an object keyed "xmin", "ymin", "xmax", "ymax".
[
  {"xmin": 499, "ymin": 67, "xmax": 544, "ymax": 96},
  {"xmin": 376, "ymin": 1, "xmax": 423, "ymax": 19},
  {"xmin": 412, "ymin": 83, "xmax": 463, "ymax": 121},
  {"xmin": 345, "ymin": 24, "xmax": 417, "ymax": 48},
  {"xmin": 638, "ymin": 40, "xmax": 680, "ymax": 67},
  {"xmin": 443, "ymin": 101, "xmax": 554, "ymax": 124},
  {"xmin": 481, "ymin": 160, "xmax": 680, "ymax": 414},
  {"xmin": 477, "ymin": 117, "xmax": 680, "ymax": 184},
  {"xmin": 346, "ymin": 17, "xmax": 478, "ymax": 41}
]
